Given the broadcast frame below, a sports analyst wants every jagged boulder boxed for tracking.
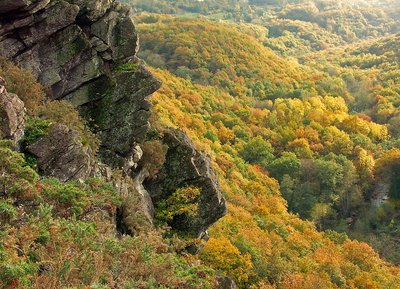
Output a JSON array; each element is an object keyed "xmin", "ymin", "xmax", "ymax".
[
  {"xmin": 27, "ymin": 124, "xmax": 96, "ymax": 182},
  {"xmin": 0, "ymin": 77, "xmax": 25, "ymax": 148},
  {"xmin": 217, "ymin": 276, "xmax": 236, "ymax": 289},
  {"xmin": 145, "ymin": 129, "xmax": 227, "ymax": 241}
]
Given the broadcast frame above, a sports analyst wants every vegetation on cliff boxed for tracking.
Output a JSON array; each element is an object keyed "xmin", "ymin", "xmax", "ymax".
[{"xmin": 0, "ymin": 60, "xmax": 217, "ymax": 289}]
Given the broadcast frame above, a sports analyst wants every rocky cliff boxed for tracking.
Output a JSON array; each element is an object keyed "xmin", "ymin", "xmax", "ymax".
[
  {"xmin": 0, "ymin": 0, "xmax": 226, "ymax": 247},
  {"xmin": 0, "ymin": 0, "xmax": 159, "ymax": 166}
]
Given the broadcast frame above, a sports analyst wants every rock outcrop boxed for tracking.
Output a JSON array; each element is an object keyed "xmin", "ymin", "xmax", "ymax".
[
  {"xmin": 0, "ymin": 0, "xmax": 227, "ymax": 251},
  {"xmin": 82, "ymin": 65, "xmax": 160, "ymax": 167},
  {"xmin": 116, "ymin": 168, "xmax": 155, "ymax": 234},
  {"xmin": 145, "ymin": 129, "xmax": 227, "ymax": 241},
  {"xmin": 0, "ymin": 0, "xmax": 161, "ymax": 165},
  {"xmin": 217, "ymin": 276, "xmax": 237, "ymax": 289},
  {"xmin": 0, "ymin": 77, "xmax": 25, "ymax": 149},
  {"xmin": 27, "ymin": 124, "xmax": 96, "ymax": 182}
]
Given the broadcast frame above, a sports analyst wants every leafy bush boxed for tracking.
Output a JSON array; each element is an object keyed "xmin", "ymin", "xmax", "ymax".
[
  {"xmin": 21, "ymin": 117, "xmax": 52, "ymax": 149},
  {"xmin": 0, "ymin": 57, "xmax": 45, "ymax": 114},
  {"xmin": 40, "ymin": 178, "xmax": 121, "ymax": 218},
  {"xmin": 156, "ymin": 186, "xmax": 201, "ymax": 223},
  {"xmin": 0, "ymin": 140, "xmax": 39, "ymax": 201},
  {"xmin": 139, "ymin": 139, "xmax": 168, "ymax": 178}
]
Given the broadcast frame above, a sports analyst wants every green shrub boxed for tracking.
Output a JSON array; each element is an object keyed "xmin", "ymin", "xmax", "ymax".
[
  {"xmin": 0, "ymin": 140, "xmax": 39, "ymax": 200},
  {"xmin": 0, "ymin": 199, "xmax": 17, "ymax": 225},
  {"xmin": 156, "ymin": 186, "xmax": 201, "ymax": 223},
  {"xmin": 21, "ymin": 117, "xmax": 52, "ymax": 149},
  {"xmin": 40, "ymin": 178, "xmax": 121, "ymax": 218},
  {"xmin": 115, "ymin": 62, "xmax": 139, "ymax": 72}
]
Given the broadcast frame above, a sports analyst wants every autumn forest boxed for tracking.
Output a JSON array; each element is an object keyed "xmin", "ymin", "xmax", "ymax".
[
  {"xmin": 2, "ymin": 0, "xmax": 400, "ymax": 288},
  {"xmin": 127, "ymin": 0, "xmax": 400, "ymax": 287}
]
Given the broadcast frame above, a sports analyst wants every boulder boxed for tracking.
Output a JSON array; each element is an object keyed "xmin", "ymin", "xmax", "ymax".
[
  {"xmin": 0, "ymin": 77, "xmax": 25, "ymax": 149},
  {"xmin": 217, "ymin": 276, "xmax": 236, "ymax": 289},
  {"xmin": 27, "ymin": 124, "xmax": 96, "ymax": 182},
  {"xmin": 145, "ymin": 129, "xmax": 227, "ymax": 241}
]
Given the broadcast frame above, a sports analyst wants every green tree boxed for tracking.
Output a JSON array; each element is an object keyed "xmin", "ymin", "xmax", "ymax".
[{"xmin": 240, "ymin": 136, "xmax": 274, "ymax": 167}]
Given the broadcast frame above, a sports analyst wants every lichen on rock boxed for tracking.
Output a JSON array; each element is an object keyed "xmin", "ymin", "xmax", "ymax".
[{"xmin": 26, "ymin": 123, "xmax": 96, "ymax": 182}]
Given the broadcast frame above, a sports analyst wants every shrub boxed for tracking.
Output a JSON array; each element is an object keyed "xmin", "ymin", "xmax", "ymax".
[
  {"xmin": 114, "ymin": 62, "xmax": 139, "ymax": 72},
  {"xmin": 0, "ymin": 57, "xmax": 45, "ymax": 114},
  {"xmin": 156, "ymin": 186, "xmax": 201, "ymax": 223},
  {"xmin": 40, "ymin": 178, "xmax": 121, "ymax": 218},
  {"xmin": 139, "ymin": 140, "xmax": 168, "ymax": 178},
  {"xmin": 0, "ymin": 140, "xmax": 39, "ymax": 200},
  {"xmin": 0, "ymin": 199, "xmax": 17, "ymax": 225},
  {"xmin": 21, "ymin": 117, "xmax": 52, "ymax": 149}
]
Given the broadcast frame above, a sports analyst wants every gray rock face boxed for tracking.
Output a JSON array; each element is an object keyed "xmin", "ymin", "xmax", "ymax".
[
  {"xmin": 217, "ymin": 276, "xmax": 236, "ymax": 289},
  {"xmin": 27, "ymin": 124, "xmax": 96, "ymax": 182},
  {"xmin": 0, "ymin": 0, "xmax": 160, "ymax": 167},
  {"xmin": 0, "ymin": 78, "xmax": 25, "ymax": 149},
  {"xmin": 117, "ymin": 168, "xmax": 155, "ymax": 234},
  {"xmin": 81, "ymin": 64, "xmax": 161, "ymax": 166},
  {"xmin": 145, "ymin": 129, "xmax": 227, "ymax": 240}
]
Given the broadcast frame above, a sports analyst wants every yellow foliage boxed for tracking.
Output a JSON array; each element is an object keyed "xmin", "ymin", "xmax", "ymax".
[{"xmin": 200, "ymin": 237, "xmax": 253, "ymax": 285}]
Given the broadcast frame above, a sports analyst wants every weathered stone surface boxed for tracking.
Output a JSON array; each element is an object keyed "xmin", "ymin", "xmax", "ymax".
[
  {"xmin": 0, "ymin": 0, "xmax": 51, "ymax": 21},
  {"xmin": 27, "ymin": 124, "xmax": 96, "ymax": 182},
  {"xmin": 145, "ymin": 129, "xmax": 227, "ymax": 240},
  {"xmin": 70, "ymin": 0, "xmax": 113, "ymax": 22},
  {"xmin": 15, "ymin": 24, "xmax": 103, "ymax": 98},
  {"xmin": 0, "ymin": 0, "xmax": 159, "ymax": 167},
  {"xmin": 0, "ymin": 77, "xmax": 25, "ymax": 148},
  {"xmin": 0, "ymin": 0, "xmax": 49, "ymax": 14},
  {"xmin": 82, "ymin": 63, "xmax": 161, "ymax": 167},
  {"xmin": 0, "ymin": 0, "xmax": 34, "ymax": 14},
  {"xmin": 90, "ymin": 3, "xmax": 138, "ymax": 61},
  {"xmin": 0, "ymin": 38, "xmax": 25, "ymax": 59},
  {"xmin": 18, "ymin": 1, "xmax": 79, "ymax": 47},
  {"xmin": 217, "ymin": 276, "xmax": 236, "ymax": 289}
]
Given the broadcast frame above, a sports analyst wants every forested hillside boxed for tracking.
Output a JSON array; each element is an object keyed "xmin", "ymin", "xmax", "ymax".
[
  {"xmin": 302, "ymin": 34, "xmax": 400, "ymax": 263},
  {"xmin": 2, "ymin": 0, "xmax": 400, "ymax": 288},
  {"xmin": 133, "ymin": 13, "xmax": 400, "ymax": 287},
  {"xmin": 127, "ymin": 0, "xmax": 400, "ymax": 56}
]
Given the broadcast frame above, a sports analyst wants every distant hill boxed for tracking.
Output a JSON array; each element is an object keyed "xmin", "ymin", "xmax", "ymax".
[{"xmin": 128, "ymin": 0, "xmax": 400, "ymax": 56}]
